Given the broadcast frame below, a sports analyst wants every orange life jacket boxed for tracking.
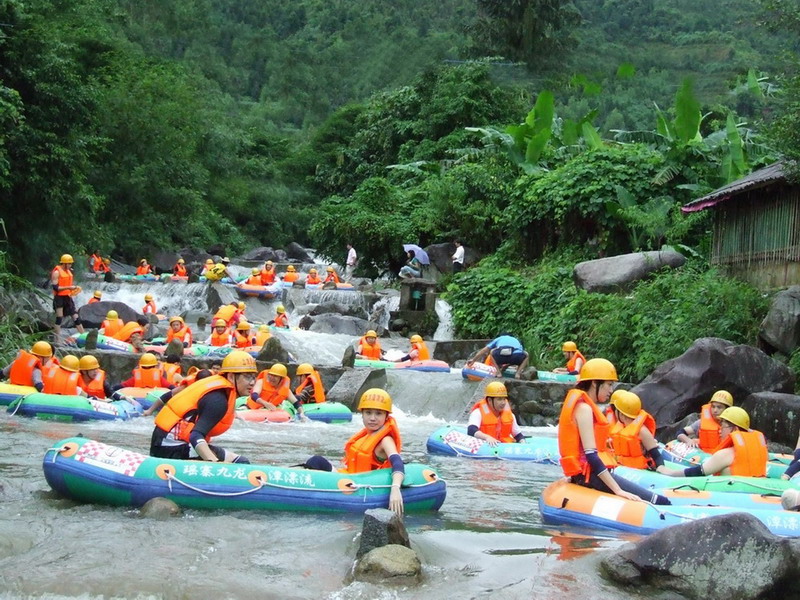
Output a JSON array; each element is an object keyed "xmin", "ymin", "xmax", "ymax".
[
  {"xmin": 8, "ymin": 350, "xmax": 42, "ymax": 386},
  {"xmin": 136, "ymin": 265, "xmax": 152, "ymax": 275},
  {"xmin": 133, "ymin": 367, "xmax": 164, "ymax": 388},
  {"xmin": 472, "ymin": 398, "xmax": 515, "ymax": 443},
  {"xmin": 95, "ymin": 260, "xmax": 110, "ymax": 274},
  {"xmin": 306, "ymin": 275, "xmax": 321, "ymax": 285},
  {"xmin": 79, "ymin": 370, "xmax": 106, "ymax": 398},
  {"xmin": 324, "ymin": 271, "xmax": 340, "ymax": 284},
  {"xmin": 245, "ymin": 275, "xmax": 262, "ymax": 285},
  {"xmin": 52, "ymin": 266, "xmax": 73, "ymax": 296},
  {"xmin": 342, "ymin": 416, "xmax": 402, "ymax": 473},
  {"xmin": 112, "ymin": 322, "xmax": 144, "ymax": 342},
  {"xmin": 42, "ymin": 365, "xmax": 80, "ymax": 395},
  {"xmin": 283, "ymin": 272, "xmax": 299, "ymax": 282},
  {"xmin": 174, "ymin": 264, "xmax": 187, "ymax": 276},
  {"xmin": 604, "ymin": 405, "xmax": 618, "ymax": 427},
  {"xmin": 274, "ymin": 313, "xmax": 289, "ymax": 329},
  {"xmin": 609, "ymin": 410, "xmax": 657, "ymax": 469},
  {"xmin": 213, "ymin": 305, "xmax": 237, "ymax": 326},
  {"xmin": 358, "ymin": 337, "xmax": 382, "ymax": 360},
  {"xmin": 558, "ymin": 388, "xmax": 617, "ymax": 477},
  {"xmin": 89, "ymin": 254, "xmax": 101, "ymax": 270},
  {"xmin": 102, "ymin": 318, "xmax": 125, "ymax": 337},
  {"xmin": 142, "ymin": 301, "xmax": 157, "ymax": 314},
  {"xmin": 255, "ymin": 329, "xmax": 271, "ymax": 346},
  {"xmin": 566, "ymin": 351, "xmax": 586, "ymax": 374},
  {"xmin": 166, "ymin": 325, "xmax": 193, "ymax": 347},
  {"xmin": 260, "ymin": 268, "xmax": 276, "ymax": 285},
  {"xmin": 249, "ymin": 372, "xmax": 290, "ymax": 408},
  {"xmin": 210, "ymin": 330, "xmax": 231, "ymax": 347},
  {"xmin": 296, "ymin": 370, "xmax": 326, "ymax": 403},
  {"xmin": 88, "ymin": 297, "xmax": 100, "ymax": 304},
  {"xmin": 163, "ymin": 363, "xmax": 182, "ymax": 385},
  {"xmin": 234, "ymin": 331, "xmax": 254, "ymax": 348},
  {"xmin": 712, "ymin": 430, "xmax": 768, "ymax": 477},
  {"xmin": 698, "ymin": 404, "xmax": 722, "ymax": 452},
  {"xmin": 411, "ymin": 341, "xmax": 430, "ymax": 360},
  {"xmin": 154, "ymin": 375, "xmax": 236, "ymax": 443}
]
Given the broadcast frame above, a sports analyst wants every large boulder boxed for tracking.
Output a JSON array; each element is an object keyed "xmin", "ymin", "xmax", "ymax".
[
  {"xmin": 139, "ymin": 497, "xmax": 182, "ymax": 519},
  {"xmin": 308, "ymin": 314, "xmax": 374, "ymax": 336},
  {"xmin": 284, "ymin": 242, "xmax": 313, "ymax": 263},
  {"xmin": 326, "ymin": 368, "xmax": 387, "ymax": 410},
  {"xmin": 78, "ymin": 300, "xmax": 140, "ymax": 329},
  {"xmin": 0, "ymin": 286, "xmax": 52, "ymax": 333},
  {"xmin": 205, "ymin": 283, "xmax": 237, "ymax": 314},
  {"xmin": 573, "ymin": 249, "xmax": 686, "ymax": 293},
  {"xmin": 151, "ymin": 251, "xmax": 180, "ymax": 275},
  {"xmin": 759, "ymin": 286, "xmax": 800, "ymax": 355},
  {"xmin": 357, "ymin": 508, "xmax": 411, "ymax": 558},
  {"xmin": 601, "ymin": 513, "xmax": 800, "ymax": 600},
  {"xmin": 424, "ymin": 242, "xmax": 480, "ymax": 275},
  {"xmin": 740, "ymin": 392, "xmax": 800, "ymax": 447},
  {"xmin": 432, "ymin": 339, "xmax": 490, "ymax": 364},
  {"xmin": 240, "ymin": 247, "xmax": 279, "ymax": 262},
  {"xmin": 353, "ymin": 545, "xmax": 422, "ymax": 585},
  {"xmin": 256, "ymin": 337, "xmax": 292, "ymax": 364},
  {"xmin": 632, "ymin": 338, "xmax": 796, "ymax": 438},
  {"xmin": 308, "ymin": 301, "xmax": 369, "ymax": 320}
]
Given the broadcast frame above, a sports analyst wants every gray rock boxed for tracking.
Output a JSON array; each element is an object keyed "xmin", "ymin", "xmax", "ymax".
[
  {"xmin": 759, "ymin": 286, "xmax": 800, "ymax": 355},
  {"xmin": 273, "ymin": 249, "xmax": 288, "ymax": 262},
  {"xmin": 573, "ymin": 249, "xmax": 686, "ymax": 293},
  {"xmin": 78, "ymin": 300, "xmax": 140, "ymax": 329},
  {"xmin": 207, "ymin": 244, "xmax": 226, "ymax": 258},
  {"xmin": 341, "ymin": 345, "xmax": 356, "ymax": 368},
  {"xmin": 326, "ymin": 368, "xmax": 387, "ymax": 410},
  {"xmin": 205, "ymin": 283, "xmax": 237, "ymax": 314},
  {"xmin": 298, "ymin": 315, "xmax": 314, "ymax": 330},
  {"xmin": 740, "ymin": 391, "xmax": 800, "ymax": 447},
  {"xmin": 425, "ymin": 242, "xmax": 480, "ymax": 274},
  {"xmin": 256, "ymin": 337, "xmax": 291, "ymax": 364},
  {"xmin": 239, "ymin": 247, "xmax": 278, "ymax": 262},
  {"xmin": 432, "ymin": 339, "xmax": 491, "ymax": 364},
  {"xmin": 151, "ymin": 251, "xmax": 180, "ymax": 275},
  {"xmin": 658, "ymin": 412, "xmax": 699, "ymax": 444},
  {"xmin": 308, "ymin": 314, "xmax": 373, "ymax": 336},
  {"xmin": 284, "ymin": 242, "xmax": 313, "ymax": 263},
  {"xmin": 601, "ymin": 513, "xmax": 800, "ymax": 600},
  {"xmin": 632, "ymin": 338, "xmax": 796, "ymax": 438},
  {"xmin": 357, "ymin": 508, "xmax": 411, "ymax": 558},
  {"xmin": 140, "ymin": 497, "xmax": 182, "ymax": 519},
  {"xmin": 353, "ymin": 545, "xmax": 421, "ymax": 585},
  {"xmin": 0, "ymin": 286, "xmax": 52, "ymax": 333},
  {"xmin": 308, "ymin": 301, "xmax": 369, "ymax": 320}
]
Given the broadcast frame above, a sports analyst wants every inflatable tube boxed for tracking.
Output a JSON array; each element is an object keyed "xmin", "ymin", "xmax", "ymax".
[
  {"xmin": 302, "ymin": 402, "xmax": 353, "ymax": 424},
  {"xmin": 71, "ymin": 332, "xmax": 135, "ymax": 353},
  {"xmin": 116, "ymin": 387, "xmax": 170, "ymax": 410},
  {"xmin": 235, "ymin": 282, "xmax": 281, "ymax": 299},
  {"xmin": 661, "ymin": 440, "xmax": 789, "ymax": 479},
  {"xmin": 426, "ymin": 426, "xmax": 559, "ymax": 462},
  {"xmin": 539, "ymin": 479, "xmax": 800, "ymax": 537},
  {"xmin": 236, "ymin": 408, "xmax": 292, "ymax": 423},
  {"xmin": 354, "ymin": 358, "xmax": 396, "ymax": 369},
  {"xmin": 0, "ymin": 383, "xmax": 37, "ymax": 406},
  {"xmin": 395, "ymin": 360, "xmax": 451, "ymax": 373},
  {"xmin": 43, "ymin": 436, "xmax": 447, "ymax": 513},
  {"xmin": 305, "ymin": 282, "xmax": 354, "ymax": 291},
  {"xmin": 169, "ymin": 275, "xmax": 188, "ymax": 283},
  {"xmin": 613, "ymin": 465, "xmax": 793, "ymax": 495},
  {"xmin": 536, "ymin": 370, "xmax": 578, "ymax": 383},
  {"xmin": 144, "ymin": 343, "xmax": 234, "ymax": 358},
  {"xmin": 8, "ymin": 394, "xmax": 141, "ymax": 421},
  {"xmin": 116, "ymin": 274, "xmax": 158, "ymax": 283}
]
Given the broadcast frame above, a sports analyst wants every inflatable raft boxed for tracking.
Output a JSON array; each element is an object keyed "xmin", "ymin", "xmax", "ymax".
[
  {"xmin": 661, "ymin": 440, "xmax": 789, "ymax": 479},
  {"xmin": 354, "ymin": 358, "xmax": 451, "ymax": 373},
  {"xmin": 235, "ymin": 282, "xmax": 281, "ymax": 299},
  {"xmin": 116, "ymin": 387, "xmax": 170, "ymax": 410},
  {"xmin": 8, "ymin": 394, "xmax": 141, "ymax": 421},
  {"xmin": 426, "ymin": 426, "xmax": 559, "ymax": 462},
  {"xmin": 613, "ymin": 465, "xmax": 793, "ymax": 495},
  {"xmin": 461, "ymin": 362, "xmax": 576, "ymax": 382},
  {"xmin": 539, "ymin": 479, "xmax": 800, "ymax": 537},
  {"xmin": 0, "ymin": 382, "xmax": 37, "ymax": 406},
  {"xmin": 234, "ymin": 397, "xmax": 353, "ymax": 424},
  {"xmin": 70, "ymin": 332, "xmax": 137, "ymax": 353},
  {"xmin": 305, "ymin": 282, "xmax": 355, "ymax": 291},
  {"xmin": 43, "ymin": 437, "xmax": 447, "ymax": 512}
]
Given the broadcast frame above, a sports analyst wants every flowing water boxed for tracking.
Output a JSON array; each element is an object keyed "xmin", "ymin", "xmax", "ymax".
[{"xmin": 0, "ymin": 280, "xmax": 646, "ymax": 599}]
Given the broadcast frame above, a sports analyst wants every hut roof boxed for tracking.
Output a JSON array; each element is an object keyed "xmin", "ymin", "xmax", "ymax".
[{"xmin": 681, "ymin": 161, "xmax": 788, "ymax": 213}]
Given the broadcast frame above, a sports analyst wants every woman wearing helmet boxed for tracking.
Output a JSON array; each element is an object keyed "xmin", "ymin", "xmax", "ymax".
[
  {"xmin": 305, "ymin": 268, "xmax": 322, "ymax": 286},
  {"xmin": 233, "ymin": 321, "xmax": 256, "ymax": 348},
  {"xmin": 136, "ymin": 259, "xmax": 153, "ymax": 276},
  {"xmin": 249, "ymin": 363, "xmax": 307, "ymax": 420},
  {"xmin": 676, "ymin": 390, "xmax": 734, "ymax": 452},
  {"xmin": 356, "ymin": 330, "xmax": 385, "ymax": 360},
  {"xmin": 142, "ymin": 294, "xmax": 157, "ymax": 315},
  {"xmin": 1, "ymin": 341, "xmax": 56, "ymax": 391},
  {"xmin": 553, "ymin": 341, "xmax": 585, "ymax": 375},
  {"xmin": 260, "ymin": 260, "xmax": 276, "ymax": 285},
  {"xmin": 100, "ymin": 310, "xmax": 124, "ymax": 337},
  {"xmin": 323, "ymin": 266, "xmax": 340, "ymax": 284},
  {"xmin": 173, "ymin": 258, "xmax": 187, "ymax": 277},
  {"xmin": 150, "ymin": 350, "xmax": 256, "ymax": 463},
  {"xmin": 468, "ymin": 381, "xmax": 526, "ymax": 446},
  {"xmin": 558, "ymin": 358, "xmax": 671, "ymax": 504},
  {"xmin": 661, "ymin": 406, "xmax": 768, "ymax": 478},
  {"xmin": 395, "ymin": 334, "xmax": 430, "ymax": 363},
  {"xmin": 204, "ymin": 319, "xmax": 233, "ymax": 347},
  {"xmin": 608, "ymin": 390, "xmax": 666, "ymax": 472}
]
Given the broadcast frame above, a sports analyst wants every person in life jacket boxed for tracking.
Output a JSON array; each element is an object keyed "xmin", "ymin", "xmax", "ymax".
[
  {"xmin": 88, "ymin": 290, "xmax": 102, "ymax": 304},
  {"xmin": 1, "ymin": 341, "xmax": 55, "ymax": 391},
  {"xmin": 142, "ymin": 293, "xmax": 157, "ymax": 315},
  {"xmin": 466, "ymin": 333, "xmax": 529, "ymax": 379},
  {"xmin": 255, "ymin": 324, "xmax": 271, "ymax": 347},
  {"xmin": 558, "ymin": 358, "xmax": 671, "ymax": 505},
  {"xmin": 248, "ymin": 363, "xmax": 307, "ymax": 420},
  {"xmin": 268, "ymin": 305, "xmax": 289, "ymax": 329},
  {"xmin": 111, "ymin": 321, "xmax": 144, "ymax": 344},
  {"xmin": 554, "ymin": 341, "xmax": 586, "ymax": 375},
  {"xmin": 50, "ymin": 253, "xmax": 85, "ymax": 338},
  {"xmin": 165, "ymin": 316, "xmax": 193, "ymax": 348},
  {"xmin": 212, "ymin": 303, "xmax": 239, "ymax": 328},
  {"xmin": 356, "ymin": 330, "xmax": 385, "ymax": 360},
  {"xmin": 200, "ymin": 258, "xmax": 214, "ymax": 277},
  {"xmin": 42, "ymin": 355, "xmax": 87, "ymax": 396},
  {"xmin": 235, "ymin": 301, "xmax": 246, "ymax": 322},
  {"xmin": 172, "ymin": 258, "xmax": 187, "ymax": 277},
  {"xmin": 204, "ymin": 257, "xmax": 235, "ymax": 282},
  {"xmin": 608, "ymin": 390, "xmax": 666, "ymax": 472},
  {"xmin": 676, "ymin": 390, "xmax": 733, "ymax": 452},
  {"xmin": 260, "ymin": 260, "xmax": 276, "ymax": 285},
  {"xmin": 305, "ymin": 268, "xmax": 322, "ymax": 285},
  {"xmin": 114, "ymin": 353, "xmax": 174, "ymax": 390},
  {"xmin": 282, "ymin": 265, "xmax": 300, "ymax": 283},
  {"xmin": 88, "ymin": 251, "xmax": 102, "ymax": 272},
  {"xmin": 77, "ymin": 355, "xmax": 114, "ymax": 400},
  {"xmin": 293, "ymin": 363, "xmax": 326, "ymax": 404},
  {"xmin": 136, "ymin": 259, "xmax": 153, "ymax": 276},
  {"xmin": 100, "ymin": 310, "xmax": 125, "ymax": 337},
  {"xmin": 204, "ymin": 318, "xmax": 233, "ymax": 347},
  {"xmin": 468, "ymin": 381, "xmax": 526, "ymax": 446},
  {"xmin": 245, "ymin": 268, "xmax": 262, "ymax": 286},
  {"xmin": 661, "ymin": 407, "xmax": 768, "ymax": 478},
  {"xmin": 161, "ymin": 354, "xmax": 183, "ymax": 386},
  {"xmin": 95, "ymin": 257, "xmax": 111, "ymax": 274},
  {"xmin": 323, "ymin": 266, "xmax": 340, "ymax": 284},
  {"xmin": 233, "ymin": 321, "xmax": 256, "ymax": 348},
  {"xmin": 149, "ymin": 350, "xmax": 256, "ymax": 463},
  {"xmin": 395, "ymin": 334, "xmax": 430, "ymax": 362}
]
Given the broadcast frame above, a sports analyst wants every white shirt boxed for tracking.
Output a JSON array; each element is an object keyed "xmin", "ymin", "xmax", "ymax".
[
  {"xmin": 346, "ymin": 247, "xmax": 357, "ymax": 266},
  {"xmin": 452, "ymin": 245, "xmax": 464, "ymax": 264}
]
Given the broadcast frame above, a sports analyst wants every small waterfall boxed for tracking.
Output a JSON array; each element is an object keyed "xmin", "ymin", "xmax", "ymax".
[
  {"xmin": 370, "ymin": 294, "xmax": 400, "ymax": 330},
  {"xmin": 384, "ymin": 370, "xmax": 477, "ymax": 420},
  {"xmin": 294, "ymin": 288, "xmax": 367, "ymax": 307},
  {"xmin": 76, "ymin": 281, "xmax": 211, "ymax": 316},
  {"xmin": 434, "ymin": 298, "xmax": 454, "ymax": 341}
]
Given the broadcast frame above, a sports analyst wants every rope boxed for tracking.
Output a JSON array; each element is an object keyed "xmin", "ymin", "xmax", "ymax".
[
  {"xmin": 8, "ymin": 393, "xmax": 35, "ymax": 417},
  {"xmin": 45, "ymin": 445, "xmax": 69, "ymax": 462},
  {"xmin": 166, "ymin": 472, "xmax": 266, "ymax": 496}
]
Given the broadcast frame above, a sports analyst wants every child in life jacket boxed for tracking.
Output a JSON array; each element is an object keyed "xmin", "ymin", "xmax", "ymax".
[
  {"xmin": 468, "ymin": 381, "xmax": 525, "ymax": 446},
  {"xmin": 676, "ymin": 390, "xmax": 733, "ymax": 452}
]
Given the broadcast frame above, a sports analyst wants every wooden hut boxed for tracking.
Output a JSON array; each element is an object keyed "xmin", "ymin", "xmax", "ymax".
[{"xmin": 682, "ymin": 161, "xmax": 800, "ymax": 289}]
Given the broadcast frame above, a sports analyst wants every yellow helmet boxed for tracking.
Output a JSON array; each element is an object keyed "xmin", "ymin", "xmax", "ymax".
[
  {"xmin": 214, "ymin": 318, "xmax": 227, "ymax": 328},
  {"xmin": 296, "ymin": 363, "xmax": 314, "ymax": 376},
  {"xmin": 251, "ymin": 267, "xmax": 260, "ymax": 275},
  {"xmin": 719, "ymin": 406, "xmax": 750, "ymax": 430},
  {"xmin": 79, "ymin": 355, "xmax": 100, "ymax": 371},
  {"xmin": 265, "ymin": 260, "xmax": 273, "ymax": 266},
  {"xmin": 60, "ymin": 355, "xmax": 80, "ymax": 372},
  {"xmin": 578, "ymin": 358, "xmax": 618, "ymax": 382},
  {"xmin": 276, "ymin": 305, "xmax": 286, "ymax": 314},
  {"xmin": 219, "ymin": 350, "xmax": 257, "ymax": 374},
  {"xmin": 309, "ymin": 268, "xmax": 317, "ymax": 274},
  {"xmin": 237, "ymin": 321, "xmax": 251, "ymax": 331},
  {"xmin": 485, "ymin": 381, "xmax": 508, "ymax": 398},
  {"xmin": 287, "ymin": 265, "xmax": 296, "ymax": 272},
  {"xmin": 236, "ymin": 301, "xmax": 245, "ymax": 310},
  {"xmin": 710, "ymin": 390, "xmax": 734, "ymax": 407},
  {"xmin": 93, "ymin": 290, "xmax": 102, "ymax": 299},
  {"xmin": 326, "ymin": 266, "xmax": 334, "ymax": 272},
  {"xmin": 358, "ymin": 388, "xmax": 392, "ymax": 412},
  {"xmin": 178, "ymin": 258, "xmax": 185, "ymax": 264},
  {"xmin": 205, "ymin": 258, "xmax": 214, "ymax": 265},
  {"xmin": 139, "ymin": 353, "xmax": 158, "ymax": 368},
  {"xmin": 31, "ymin": 341, "xmax": 53, "ymax": 358},
  {"xmin": 139, "ymin": 259, "xmax": 147, "ymax": 265},
  {"xmin": 169, "ymin": 316, "xmax": 184, "ymax": 325},
  {"xmin": 258, "ymin": 324, "xmax": 269, "ymax": 332},
  {"xmin": 365, "ymin": 330, "xmax": 378, "ymax": 338},
  {"xmin": 268, "ymin": 363, "xmax": 288, "ymax": 378},
  {"xmin": 611, "ymin": 390, "xmax": 641, "ymax": 419},
  {"xmin": 144, "ymin": 294, "xmax": 153, "ymax": 301},
  {"xmin": 106, "ymin": 310, "xmax": 118, "ymax": 320},
  {"xmin": 410, "ymin": 334, "xmax": 423, "ymax": 344},
  {"xmin": 60, "ymin": 254, "xmax": 74, "ymax": 264},
  {"xmin": 562, "ymin": 341, "xmax": 578, "ymax": 352}
]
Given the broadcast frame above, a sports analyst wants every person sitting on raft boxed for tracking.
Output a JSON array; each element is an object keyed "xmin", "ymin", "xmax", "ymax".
[
  {"xmin": 165, "ymin": 316, "xmax": 193, "ymax": 348},
  {"xmin": 204, "ymin": 257, "xmax": 236, "ymax": 282},
  {"xmin": 173, "ymin": 258, "xmax": 187, "ymax": 277},
  {"xmin": 356, "ymin": 330, "xmax": 385, "ymax": 360},
  {"xmin": 1, "ymin": 341, "xmax": 56, "ymax": 392},
  {"xmin": 77, "ymin": 355, "xmax": 115, "ymax": 400},
  {"xmin": 305, "ymin": 268, "xmax": 322, "ymax": 285},
  {"xmin": 608, "ymin": 389, "xmax": 667, "ymax": 472},
  {"xmin": 111, "ymin": 319, "xmax": 148, "ymax": 352},
  {"xmin": 394, "ymin": 334, "xmax": 430, "ymax": 362},
  {"xmin": 88, "ymin": 290, "xmax": 102, "ymax": 304},
  {"xmin": 150, "ymin": 350, "xmax": 254, "ymax": 463},
  {"xmin": 136, "ymin": 259, "xmax": 153, "ymax": 276},
  {"xmin": 233, "ymin": 321, "xmax": 256, "ymax": 348},
  {"xmin": 660, "ymin": 406, "xmax": 767, "ymax": 478},
  {"xmin": 558, "ymin": 358, "xmax": 671, "ymax": 505},
  {"xmin": 299, "ymin": 388, "xmax": 405, "ymax": 515},
  {"xmin": 553, "ymin": 341, "xmax": 585, "ymax": 375},
  {"xmin": 268, "ymin": 305, "xmax": 289, "ymax": 329},
  {"xmin": 468, "ymin": 381, "xmax": 526, "ymax": 446},
  {"xmin": 245, "ymin": 268, "xmax": 262, "ymax": 285},
  {"xmin": 200, "ymin": 258, "xmax": 214, "ymax": 277},
  {"xmin": 282, "ymin": 265, "xmax": 300, "ymax": 283},
  {"xmin": 100, "ymin": 310, "xmax": 125, "ymax": 337},
  {"xmin": 248, "ymin": 363, "xmax": 307, "ymax": 420},
  {"xmin": 142, "ymin": 293, "xmax": 157, "ymax": 315},
  {"xmin": 260, "ymin": 260, "xmax": 276, "ymax": 284},
  {"xmin": 466, "ymin": 333, "xmax": 530, "ymax": 380},
  {"xmin": 294, "ymin": 363, "xmax": 326, "ymax": 404},
  {"xmin": 42, "ymin": 355, "xmax": 87, "ymax": 396},
  {"xmin": 255, "ymin": 324, "xmax": 271, "ymax": 347},
  {"xmin": 323, "ymin": 266, "xmax": 340, "ymax": 284},
  {"xmin": 114, "ymin": 353, "xmax": 175, "ymax": 390},
  {"xmin": 675, "ymin": 390, "xmax": 734, "ymax": 451},
  {"xmin": 205, "ymin": 318, "xmax": 233, "ymax": 347}
]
